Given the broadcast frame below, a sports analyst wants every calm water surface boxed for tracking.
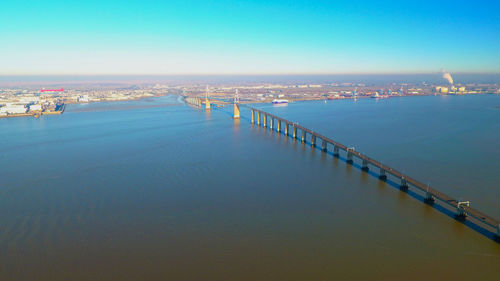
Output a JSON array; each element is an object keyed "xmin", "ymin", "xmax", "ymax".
[{"xmin": 0, "ymin": 95, "xmax": 499, "ymax": 280}]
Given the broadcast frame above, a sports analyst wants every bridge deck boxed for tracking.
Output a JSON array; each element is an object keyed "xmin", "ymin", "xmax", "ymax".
[{"xmin": 247, "ymin": 107, "xmax": 499, "ymax": 231}]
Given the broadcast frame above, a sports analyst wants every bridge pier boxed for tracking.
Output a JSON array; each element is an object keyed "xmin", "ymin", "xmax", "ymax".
[
  {"xmin": 333, "ymin": 146, "xmax": 340, "ymax": 157},
  {"xmin": 379, "ymin": 168, "xmax": 387, "ymax": 180},
  {"xmin": 285, "ymin": 123, "xmax": 289, "ymax": 136},
  {"xmin": 311, "ymin": 135, "xmax": 316, "ymax": 147},
  {"xmin": 400, "ymin": 177, "xmax": 409, "ymax": 191},
  {"xmin": 361, "ymin": 159, "xmax": 369, "ymax": 171},
  {"xmin": 270, "ymin": 117, "xmax": 273, "ymax": 130},
  {"xmin": 293, "ymin": 126, "xmax": 297, "ymax": 138},
  {"xmin": 233, "ymin": 103, "xmax": 240, "ymax": 119},
  {"xmin": 455, "ymin": 201, "xmax": 469, "ymax": 221},
  {"xmin": 424, "ymin": 191, "xmax": 435, "ymax": 204},
  {"xmin": 301, "ymin": 131, "xmax": 306, "ymax": 143},
  {"xmin": 277, "ymin": 120, "xmax": 281, "ymax": 132},
  {"xmin": 205, "ymin": 98, "xmax": 211, "ymax": 110},
  {"xmin": 346, "ymin": 149, "xmax": 353, "ymax": 164},
  {"xmin": 322, "ymin": 139, "xmax": 327, "ymax": 152},
  {"xmin": 251, "ymin": 110, "xmax": 254, "ymax": 124},
  {"xmin": 263, "ymin": 114, "xmax": 267, "ymax": 127},
  {"xmin": 257, "ymin": 112, "xmax": 261, "ymax": 125}
]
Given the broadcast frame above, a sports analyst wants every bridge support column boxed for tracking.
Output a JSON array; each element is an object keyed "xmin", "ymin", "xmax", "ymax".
[
  {"xmin": 293, "ymin": 126, "xmax": 297, "ymax": 138},
  {"xmin": 301, "ymin": 131, "xmax": 306, "ymax": 143},
  {"xmin": 257, "ymin": 112, "xmax": 261, "ymax": 125},
  {"xmin": 277, "ymin": 120, "xmax": 281, "ymax": 132},
  {"xmin": 424, "ymin": 191, "xmax": 435, "ymax": 204},
  {"xmin": 251, "ymin": 110, "xmax": 254, "ymax": 124},
  {"xmin": 333, "ymin": 146, "xmax": 340, "ymax": 157},
  {"xmin": 285, "ymin": 123, "xmax": 289, "ymax": 136},
  {"xmin": 270, "ymin": 117, "xmax": 273, "ymax": 130},
  {"xmin": 455, "ymin": 201, "xmax": 469, "ymax": 221},
  {"xmin": 205, "ymin": 98, "xmax": 211, "ymax": 110},
  {"xmin": 322, "ymin": 140, "xmax": 327, "ymax": 152},
  {"xmin": 263, "ymin": 114, "xmax": 267, "ymax": 127},
  {"xmin": 346, "ymin": 149, "xmax": 353, "ymax": 164},
  {"xmin": 233, "ymin": 103, "xmax": 240, "ymax": 119},
  {"xmin": 400, "ymin": 177, "xmax": 408, "ymax": 191},
  {"xmin": 361, "ymin": 159, "xmax": 369, "ymax": 171},
  {"xmin": 379, "ymin": 168, "xmax": 387, "ymax": 180},
  {"xmin": 311, "ymin": 135, "xmax": 316, "ymax": 147}
]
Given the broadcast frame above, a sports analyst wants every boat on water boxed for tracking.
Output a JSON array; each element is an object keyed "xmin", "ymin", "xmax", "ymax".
[
  {"xmin": 371, "ymin": 93, "xmax": 390, "ymax": 99},
  {"xmin": 272, "ymin": 99, "xmax": 288, "ymax": 104}
]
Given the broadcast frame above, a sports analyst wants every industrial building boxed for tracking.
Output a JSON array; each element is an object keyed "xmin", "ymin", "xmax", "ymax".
[
  {"xmin": 0, "ymin": 104, "xmax": 28, "ymax": 115},
  {"xmin": 29, "ymin": 104, "xmax": 42, "ymax": 111}
]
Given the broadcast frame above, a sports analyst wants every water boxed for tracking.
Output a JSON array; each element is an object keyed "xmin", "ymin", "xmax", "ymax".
[
  {"xmin": 254, "ymin": 95, "xmax": 500, "ymax": 216},
  {"xmin": 0, "ymin": 95, "xmax": 499, "ymax": 280}
]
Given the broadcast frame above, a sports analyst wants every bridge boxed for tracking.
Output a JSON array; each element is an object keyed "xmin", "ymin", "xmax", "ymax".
[
  {"xmin": 184, "ymin": 94, "xmax": 500, "ymax": 242},
  {"xmin": 184, "ymin": 92, "xmax": 240, "ymax": 118}
]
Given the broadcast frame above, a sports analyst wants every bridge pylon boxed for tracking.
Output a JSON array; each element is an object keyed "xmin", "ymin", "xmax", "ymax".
[
  {"xmin": 205, "ymin": 98, "xmax": 211, "ymax": 110},
  {"xmin": 233, "ymin": 89, "xmax": 240, "ymax": 119},
  {"xmin": 233, "ymin": 103, "xmax": 240, "ymax": 119},
  {"xmin": 205, "ymin": 85, "xmax": 211, "ymax": 110}
]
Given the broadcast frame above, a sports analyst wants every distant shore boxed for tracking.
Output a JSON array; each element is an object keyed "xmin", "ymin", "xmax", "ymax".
[{"xmin": 0, "ymin": 104, "xmax": 65, "ymax": 119}]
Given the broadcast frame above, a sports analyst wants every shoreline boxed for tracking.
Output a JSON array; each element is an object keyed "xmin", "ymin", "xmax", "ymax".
[
  {"xmin": 1, "ymin": 92, "xmax": 498, "ymax": 119},
  {"xmin": 202, "ymin": 92, "xmax": 500, "ymax": 105},
  {"xmin": 0, "ymin": 94, "xmax": 162, "ymax": 119}
]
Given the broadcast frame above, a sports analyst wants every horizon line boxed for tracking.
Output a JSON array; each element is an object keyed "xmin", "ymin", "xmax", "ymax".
[{"xmin": 1, "ymin": 71, "xmax": 500, "ymax": 76}]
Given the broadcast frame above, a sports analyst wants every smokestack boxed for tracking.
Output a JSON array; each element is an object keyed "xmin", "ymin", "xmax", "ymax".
[{"xmin": 441, "ymin": 69, "xmax": 454, "ymax": 85}]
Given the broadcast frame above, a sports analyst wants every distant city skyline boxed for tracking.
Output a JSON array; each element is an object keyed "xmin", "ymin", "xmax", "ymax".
[{"xmin": 1, "ymin": 0, "xmax": 499, "ymax": 75}]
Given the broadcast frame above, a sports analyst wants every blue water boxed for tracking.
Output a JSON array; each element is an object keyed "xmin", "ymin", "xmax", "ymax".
[
  {"xmin": 254, "ymin": 95, "xmax": 500, "ymax": 215},
  {"xmin": 0, "ymin": 94, "xmax": 499, "ymax": 280}
]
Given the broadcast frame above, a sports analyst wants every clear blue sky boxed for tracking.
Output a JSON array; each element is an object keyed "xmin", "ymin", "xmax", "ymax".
[{"xmin": 1, "ymin": 0, "xmax": 499, "ymax": 75}]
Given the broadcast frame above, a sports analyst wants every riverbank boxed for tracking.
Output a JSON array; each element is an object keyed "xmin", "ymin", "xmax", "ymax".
[{"xmin": 0, "ymin": 104, "xmax": 65, "ymax": 119}]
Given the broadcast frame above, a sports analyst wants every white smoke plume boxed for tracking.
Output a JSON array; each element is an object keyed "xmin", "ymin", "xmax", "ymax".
[{"xmin": 441, "ymin": 69, "xmax": 454, "ymax": 85}]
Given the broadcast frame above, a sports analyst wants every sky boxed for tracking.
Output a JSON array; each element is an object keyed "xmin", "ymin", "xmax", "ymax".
[{"xmin": 1, "ymin": 0, "xmax": 499, "ymax": 75}]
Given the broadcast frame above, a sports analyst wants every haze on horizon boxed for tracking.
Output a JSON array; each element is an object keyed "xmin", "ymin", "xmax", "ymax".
[{"xmin": 1, "ymin": 0, "xmax": 499, "ymax": 75}]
